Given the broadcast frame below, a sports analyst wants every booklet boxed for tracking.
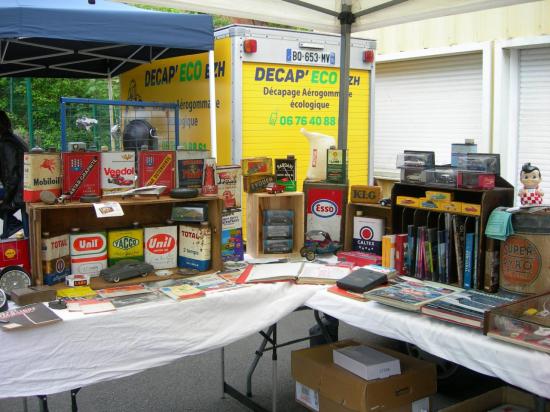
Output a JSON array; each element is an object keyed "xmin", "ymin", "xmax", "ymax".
[
  {"xmin": 158, "ymin": 284, "xmax": 206, "ymax": 301},
  {"xmin": 0, "ymin": 303, "xmax": 62, "ymax": 331}
]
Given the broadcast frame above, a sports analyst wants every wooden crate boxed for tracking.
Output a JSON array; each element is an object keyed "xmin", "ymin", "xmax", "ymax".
[
  {"xmin": 343, "ymin": 203, "xmax": 392, "ymax": 251},
  {"xmin": 27, "ymin": 196, "xmax": 223, "ymax": 287},
  {"xmin": 246, "ymin": 192, "xmax": 304, "ymax": 258}
]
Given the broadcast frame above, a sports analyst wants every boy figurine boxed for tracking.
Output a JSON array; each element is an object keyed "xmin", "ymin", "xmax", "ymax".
[{"xmin": 518, "ymin": 162, "xmax": 544, "ymax": 206}]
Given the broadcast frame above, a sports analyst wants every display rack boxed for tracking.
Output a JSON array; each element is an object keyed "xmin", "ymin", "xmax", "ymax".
[
  {"xmin": 390, "ymin": 178, "xmax": 514, "ymax": 290},
  {"xmin": 27, "ymin": 196, "xmax": 223, "ymax": 288}
]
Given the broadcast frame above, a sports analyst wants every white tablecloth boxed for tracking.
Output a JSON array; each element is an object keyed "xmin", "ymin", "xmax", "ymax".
[
  {"xmin": 306, "ymin": 289, "xmax": 550, "ymax": 399},
  {"xmin": 0, "ymin": 283, "xmax": 322, "ymax": 398}
]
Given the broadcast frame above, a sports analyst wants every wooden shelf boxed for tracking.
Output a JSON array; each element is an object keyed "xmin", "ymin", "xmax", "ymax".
[{"xmin": 28, "ymin": 196, "xmax": 224, "ymax": 286}]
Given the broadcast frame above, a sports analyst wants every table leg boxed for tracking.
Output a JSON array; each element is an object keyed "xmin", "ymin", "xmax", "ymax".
[
  {"xmin": 272, "ymin": 324, "xmax": 278, "ymax": 412},
  {"xmin": 220, "ymin": 347, "xmax": 226, "ymax": 399},
  {"xmin": 37, "ymin": 395, "xmax": 49, "ymax": 412},
  {"xmin": 70, "ymin": 388, "xmax": 80, "ymax": 412},
  {"xmin": 535, "ymin": 395, "xmax": 548, "ymax": 412},
  {"xmin": 246, "ymin": 324, "xmax": 275, "ymax": 397},
  {"xmin": 22, "ymin": 397, "xmax": 28, "ymax": 412}
]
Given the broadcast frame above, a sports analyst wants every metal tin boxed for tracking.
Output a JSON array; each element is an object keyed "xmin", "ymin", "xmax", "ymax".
[
  {"xmin": 107, "ymin": 227, "xmax": 144, "ymax": 265},
  {"xmin": 41, "ymin": 233, "xmax": 70, "ymax": 285},
  {"xmin": 216, "ymin": 165, "xmax": 242, "ymax": 209},
  {"xmin": 304, "ymin": 181, "xmax": 348, "ymax": 243},
  {"xmin": 275, "ymin": 156, "xmax": 296, "ymax": 192},
  {"xmin": 178, "ymin": 223, "xmax": 211, "ymax": 271},
  {"xmin": 176, "ymin": 150, "xmax": 211, "ymax": 188},
  {"xmin": 138, "ymin": 150, "xmax": 175, "ymax": 194},
  {"xmin": 352, "ymin": 216, "xmax": 384, "ymax": 255},
  {"xmin": 221, "ymin": 209, "xmax": 244, "ymax": 262},
  {"xmin": 326, "ymin": 148, "xmax": 347, "ymax": 184},
  {"xmin": 62, "ymin": 152, "xmax": 101, "ymax": 200},
  {"xmin": 23, "ymin": 152, "xmax": 62, "ymax": 202},
  {"xmin": 101, "ymin": 151, "xmax": 136, "ymax": 194},
  {"xmin": 69, "ymin": 231, "xmax": 107, "ymax": 277},
  {"xmin": 243, "ymin": 174, "xmax": 275, "ymax": 193},
  {"xmin": 144, "ymin": 225, "xmax": 178, "ymax": 270},
  {"xmin": 241, "ymin": 157, "xmax": 272, "ymax": 176},
  {"xmin": 201, "ymin": 157, "xmax": 218, "ymax": 196}
]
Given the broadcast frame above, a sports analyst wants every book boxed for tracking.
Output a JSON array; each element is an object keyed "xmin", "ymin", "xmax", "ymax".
[
  {"xmin": 452, "ymin": 215, "xmax": 466, "ymax": 287},
  {"xmin": 111, "ymin": 293, "xmax": 165, "ymax": 308},
  {"xmin": 395, "ymin": 234, "xmax": 407, "ymax": 275},
  {"xmin": 159, "ymin": 284, "xmax": 206, "ymax": 301},
  {"xmin": 79, "ymin": 300, "xmax": 116, "ymax": 314},
  {"xmin": 336, "ymin": 268, "xmax": 388, "ymax": 293},
  {"xmin": 363, "ymin": 276, "xmax": 462, "ymax": 311},
  {"xmin": 327, "ymin": 285, "xmax": 368, "ymax": 302},
  {"xmin": 437, "ymin": 229, "xmax": 447, "ymax": 283},
  {"xmin": 427, "ymin": 227, "xmax": 438, "ymax": 282},
  {"xmin": 97, "ymin": 285, "xmax": 152, "ymax": 299},
  {"xmin": 406, "ymin": 224, "xmax": 415, "ymax": 276},
  {"xmin": 473, "ymin": 217, "xmax": 480, "ymax": 289},
  {"xmin": 463, "ymin": 232, "xmax": 474, "ymax": 289},
  {"xmin": 421, "ymin": 289, "xmax": 519, "ymax": 329},
  {"xmin": 445, "ymin": 213, "xmax": 452, "ymax": 284},
  {"xmin": 333, "ymin": 345, "xmax": 401, "ymax": 380},
  {"xmin": 0, "ymin": 303, "xmax": 62, "ymax": 331},
  {"xmin": 237, "ymin": 262, "xmax": 351, "ymax": 285}
]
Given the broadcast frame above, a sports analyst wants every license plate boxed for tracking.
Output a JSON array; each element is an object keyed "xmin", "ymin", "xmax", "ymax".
[{"xmin": 286, "ymin": 49, "xmax": 335, "ymax": 65}]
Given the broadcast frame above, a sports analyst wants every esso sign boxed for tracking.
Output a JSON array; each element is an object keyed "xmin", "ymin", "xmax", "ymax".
[
  {"xmin": 312, "ymin": 199, "xmax": 338, "ymax": 218},
  {"xmin": 147, "ymin": 234, "xmax": 176, "ymax": 254},
  {"xmin": 360, "ymin": 226, "xmax": 374, "ymax": 241}
]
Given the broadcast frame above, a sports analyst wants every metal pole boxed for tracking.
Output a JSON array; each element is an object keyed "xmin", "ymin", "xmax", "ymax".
[
  {"xmin": 220, "ymin": 347, "xmax": 225, "ymax": 399},
  {"xmin": 337, "ymin": 5, "xmax": 354, "ymax": 150},
  {"xmin": 25, "ymin": 78, "xmax": 34, "ymax": 147},
  {"xmin": 92, "ymin": 104, "xmax": 98, "ymax": 149},
  {"xmin": 9, "ymin": 78, "xmax": 13, "ymax": 112},
  {"xmin": 208, "ymin": 49, "xmax": 217, "ymax": 158},
  {"xmin": 107, "ymin": 73, "xmax": 115, "ymax": 150}
]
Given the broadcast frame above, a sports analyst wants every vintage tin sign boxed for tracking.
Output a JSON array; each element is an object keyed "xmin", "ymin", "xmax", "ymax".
[
  {"xmin": 275, "ymin": 156, "xmax": 296, "ymax": 192},
  {"xmin": 350, "ymin": 185, "xmax": 382, "ymax": 205},
  {"xmin": 202, "ymin": 158, "xmax": 218, "ymax": 196},
  {"xmin": 62, "ymin": 152, "xmax": 101, "ymax": 200},
  {"xmin": 216, "ymin": 165, "xmax": 242, "ymax": 209},
  {"xmin": 243, "ymin": 174, "xmax": 275, "ymax": 193},
  {"xmin": 352, "ymin": 216, "xmax": 384, "ymax": 255},
  {"xmin": 176, "ymin": 150, "xmax": 211, "ymax": 188},
  {"xmin": 101, "ymin": 151, "xmax": 136, "ymax": 194},
  {"xmin": 304, "ymin": 183, "xmax": 348, "ymax": 243},
  {"xmin": 138, "ymin": 150, "xmax": 175, "ymax": 194},
  {"xmin": 24, "ymin": 153, "xmax": 62, "ymax": 202},
  {"xmin": 107, "ymin": 228, "xmax": 144, "ymax": 265},
  {"xmin": 144, "ymin": 225, "xmax": 178, "ymax": 270},
  {"xmin": 178, "ymin": 223, "xmax": 211, "ymax": 271},
  {"xmin": 69, "ymin": 232, "xmax": 107, "ymax": 277},
  {"xmin": 41, "ymin": 233, "xmax": 70, "ymax": 285},
  {"xmin": 221, "ymin": 209, "xmax": 244, "ymax": 262}
]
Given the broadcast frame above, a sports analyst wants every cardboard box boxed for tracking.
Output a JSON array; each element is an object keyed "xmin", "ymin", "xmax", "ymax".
[
  {"xmin": 241, "ymin": 157, "xmax": 272, "ymax": 176},
  {"xmin": 396, "ymin": 196, "xmax": 419, "ymax": 208},
  {"xmin": 438, "ymin": 201, "xmax": 462, "ymax": 213},
  {"xmin": 291, "ymin": 340, "xmax": 436, "ymax": 412},
  {"xmin": 243, "ymin": 174, "xmax": 275, "ymax": 193},
  {"xmin": 333, "ymin": 345, "xmax": 401, "ymax": 381},
  {"xmin": 440, "ymin": 386, "xmax": 550, "ymax": 412},
  {"xmin": 461, "ymin": 202, "xmax": 481, "ymax": 216},
  {"xmin": 350, "ymin": 186, "xmax": 382, "ymax": 204},
  {"xmin": 425, "ymin": 191, "xmax": 453, "ymax": 202}
]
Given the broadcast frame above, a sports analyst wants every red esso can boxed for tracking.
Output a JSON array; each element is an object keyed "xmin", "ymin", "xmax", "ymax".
[{"xmin": 144, "ymin": 226, "xmax": 178, "ymax": 270}]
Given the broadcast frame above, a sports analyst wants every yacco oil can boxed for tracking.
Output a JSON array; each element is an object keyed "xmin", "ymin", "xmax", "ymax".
[
  {"xmin": 107, "ymin": 224, "xmax": 144, "ymax": 265},
  {"xmin": 41, "ymin": 232, "xmax": 70, "ymax": 285},
  {"xmin": 138, "ymin": 150, "xmax": 175, "ymax": 194},
  {"xmin": 144, "ymin": 225, "xmax": 178, "ymax": 270},
  {"xmin": 24, "ymin": 152, "xmax": 62, "ymax": 202},
  {"xmin": 101, "ymin": 151, "xmax": 136, "ymax": 195},
  {"xmin": 178, "ymin": 222, "xmax": 211, "ymax": 271},
  {"xmin": 69, "ymin": 230, "xmax": 108, "ymax": 277},
  {"xmin": 62, "ymin": 152, "xmax": 101, "ymax": 200}
]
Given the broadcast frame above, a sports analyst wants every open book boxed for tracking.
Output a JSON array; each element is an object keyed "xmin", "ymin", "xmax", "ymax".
[{"xmin": 237, "ymin": 262, "xmax": 352, "ymax": 285}]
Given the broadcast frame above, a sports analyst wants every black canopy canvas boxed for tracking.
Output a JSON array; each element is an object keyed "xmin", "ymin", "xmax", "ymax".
[{"xmin": 0, "ymin": 0, "xmax": 214, "ymax": 78}]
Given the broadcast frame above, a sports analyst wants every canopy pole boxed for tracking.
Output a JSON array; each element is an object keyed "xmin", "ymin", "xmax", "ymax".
[
  {"xmin": 208, "ymin": 49, "xmax": 217, "ymax": 159},
  {"xmin": 107, "ymin": 73, "xmax": 115, "ymax": 150},
  {"xmin": 337, "ymin": 5, "xmax": 354, "ymax": 150},
  {"xmin": 25, "ymin": 78, "xmax": 34, "ymax": 147}
]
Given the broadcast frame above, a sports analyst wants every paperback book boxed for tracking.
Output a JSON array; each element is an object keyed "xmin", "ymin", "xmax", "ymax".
[
  {"xmin": 159, "ymin": 284, "xmax": 206, "ymax": 301},
  {"xmin": 0, "ymin": 303, "xmax": 62, "ymax": 331}
]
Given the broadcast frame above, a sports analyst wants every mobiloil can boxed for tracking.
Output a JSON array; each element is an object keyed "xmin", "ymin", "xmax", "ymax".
[
  {"xmin": 24, "ymin": 152, "xmax": 62, "ymax": 202},
  {"xmin": 41, "ymin": 232, "xmax": 70, "ymax": 285},
  {"xmin": 275, "ymin": 155, "xmax": 296, "ymax": 192},
  {"xmin": 144, "ymin": 224, "xmax": 178, "ymax": 270},
  {"xmin": 69, "ymin": 229, "xmax": 108, "ymax": 277},
  {"xmin": 178, "ymin": 222, "xmax": 211, "ymax": 271},
  {"xmin": 107, "ymin": 223, "xmax": 144, "ymax": 265}
]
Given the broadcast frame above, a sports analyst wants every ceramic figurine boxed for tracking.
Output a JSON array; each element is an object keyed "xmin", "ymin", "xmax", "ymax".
[{"xmin": 518, "ymin": 162, "xmax": 544, "ymax": 206}]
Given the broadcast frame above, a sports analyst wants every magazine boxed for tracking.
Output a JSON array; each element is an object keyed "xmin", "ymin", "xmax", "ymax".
[{"xmin": 0, "ymin": 303, "xmax": 62, "ymax": 331}]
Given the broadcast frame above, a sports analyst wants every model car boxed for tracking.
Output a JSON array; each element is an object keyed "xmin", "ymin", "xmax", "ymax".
[
  {"xmin": 108, "ymin": 176, "xmax": 134, "ymax": 186},
  {"xmin": 300, "ymin": 230, "xmax": 342, "ymax": 261},
  {"xmin": 100, "ymin": 260, "xmax": 154, "ymax": 283},
  {"xmin": 265, "ymin": 182, "xmax": 285, "ymax": 194}
]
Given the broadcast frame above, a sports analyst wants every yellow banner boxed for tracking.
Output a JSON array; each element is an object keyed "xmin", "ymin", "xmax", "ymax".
[{"xmin": 120, "ymin": 38, "xmax": 232, "ymax": 165}]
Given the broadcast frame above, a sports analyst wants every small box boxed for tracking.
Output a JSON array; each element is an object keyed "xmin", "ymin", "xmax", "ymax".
[
  {"xmin": 461, "ymin": 202, "xmax": 481, "ymax": 216},
  {"xmin": 10, "ymin": 286, "xmax": 57, "ymax": 306},
  {"xmin": 425, "ymin": 168, "xmax": 457, "ymax": 187},
  {"xmin": 440, "ymin": 387, "xmax": 550, "ymax": 412},
  {"xmin": 439, "ymin": 201, "xmax": 462, "ymax": 213},
  {"xmin": 451, "ymin": 141, "xmax": 477, "ymax": 167},
  {"xmin": 425, "ymin": 191, "xmax": 452, "ymax": 202},
  {"xmin": 350, "ymin": 186, "xmax": 382, "ymax": 204},
  {"xmin": 263, "ymin": 239, "xmax": 293, "ymax": 253},
  {"xmin": 456, "ymin": 153, "xmax": 500, "ymax": 174},
  {"xmin": 263, "ymin": 225, "xmax": 293, "ymax": 239},
  {"xmin": 457, "ymin": 171, "xmax": 496, "ymax": 190},
  {"xmin": 241, "ymin": 157, "xmax": 272, "ymax": 176},
  {"xmin": 263, "ymin": 209, "xmax": 294, "ymax": 226},
  {"xmin": 333, "ymin": 345, "xmax": 401, "ymax": 381},
  {"xmin": 400, "ymin": 168, "xmax": 427, "ymax": 185},
  {"xmin": 418, "ymin": 197, "xmax": 439, "ymax": 210},
  {"xmin": 396, "ymin": 196, "xmax": 420, "ymax": 208},
  {"xmin": 396, "ymin": 151, "xmax": 435, "ymax": 169},
  {"xmin": 171, "ymin": 204, "xmax": 208, "ymax": 222},
  {"xmin": 243, "ymin": 174, "xmax": 275, "ymax": 193},
  {"xmin": 337, "ymin": 251, "xmax": 382, "ymax": 267}
]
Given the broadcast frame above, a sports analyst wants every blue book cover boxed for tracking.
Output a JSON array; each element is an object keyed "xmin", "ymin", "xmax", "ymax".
[
  {"xmin": 463, "ymin": 232, "xmax": 474, "ymax": 289},
  {"xmin": 407, "ymin": 224, "xmax": 415, "ymax": 276}
]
